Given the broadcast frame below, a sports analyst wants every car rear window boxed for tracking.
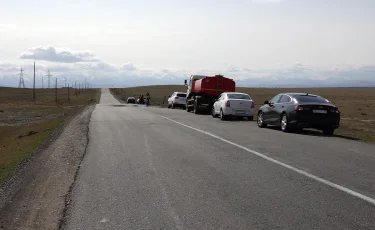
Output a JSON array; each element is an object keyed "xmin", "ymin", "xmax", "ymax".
[
  {"xmin": 227, "ymin": 94, "xmax": 251, "ymax": 100},
  {"xmin": 177, "ymin": 93, "xmax": 186, "ymax": 97},
  {"xmin": 295, "ymin": 95, "xmax": 329, "ymax": 103}
]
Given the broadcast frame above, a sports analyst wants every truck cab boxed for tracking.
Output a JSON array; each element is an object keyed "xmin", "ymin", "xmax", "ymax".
[{"xmin": 184, "ymin": 75, "xmax": 207, "ymax": 96}]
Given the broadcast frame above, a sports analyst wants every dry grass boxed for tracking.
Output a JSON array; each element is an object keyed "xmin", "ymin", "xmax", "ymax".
[
  {"xmin": 0, "ymin": 87, "xmax": 99, "ymax": 107},
  {"xmin": 0, "ymin": 117, "xmax": 65, "ymax": 182},
  {"xmin": 110, "ymin": 85, "xmax": 375, "ymax": 143},
  {"xmin": 0, "ymin": 87, "xmax": 100, "ymax": 183}
]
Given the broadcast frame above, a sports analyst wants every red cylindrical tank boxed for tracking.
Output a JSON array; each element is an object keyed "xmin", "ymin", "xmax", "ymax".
[{"xmin": 192, "ymin": 75, "xmax": 235, "ymax": 97}]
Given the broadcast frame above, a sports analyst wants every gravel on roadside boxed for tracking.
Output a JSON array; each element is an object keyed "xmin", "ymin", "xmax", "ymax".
[{"xmin": 0, "ymin": 105, "xmax": 96, "ymax": 230}]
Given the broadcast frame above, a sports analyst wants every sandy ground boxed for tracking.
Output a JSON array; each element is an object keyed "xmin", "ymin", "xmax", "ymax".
[{"xmin": 0, "ymin": 105, "xmax": 95, "ymax": 230}]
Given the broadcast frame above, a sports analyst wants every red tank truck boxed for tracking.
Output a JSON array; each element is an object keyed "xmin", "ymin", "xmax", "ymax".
[{"xmin": 184, "ymin": 74, "xmax": 236, "ymax": 114}]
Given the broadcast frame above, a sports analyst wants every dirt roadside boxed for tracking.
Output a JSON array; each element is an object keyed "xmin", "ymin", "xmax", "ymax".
[{"xmin": 0, "ymin": 105, "xmax": 95, "ymax": 230}]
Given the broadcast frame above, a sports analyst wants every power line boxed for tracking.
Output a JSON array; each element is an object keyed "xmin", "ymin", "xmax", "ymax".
[
  {"xmin": 46, "ymin": 69, "xmax": 53, "ymax": 88},
  {"xmin": 17, "ymin": 67, "xmax": 26, "ymax": 88}
]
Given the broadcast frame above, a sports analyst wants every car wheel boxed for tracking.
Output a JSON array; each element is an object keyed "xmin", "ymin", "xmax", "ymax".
[
  {"xmin": 247, "ymin": 116, "xmax": 253, "ymax": 121},
  {"xmin": 257, "ymin": 112, "xmax": 267, "ymax": 128},
  {"xmin": 212, "ymin": 107, "xmax": 218, "ymax": 118},
  {"xmin": 323, "ymin": 128, "xmax": 335, "ymax": 135},
  {"xmin": 220, "ymin": 109, "xmax": 227, "ymax": 120},
  {"xmin": 280, "ymin": 113, "xmax": 291, "ymax": 132},
  {"xmin": 167, "ymin": 103, "xmax": 171, "ymax": 108}
]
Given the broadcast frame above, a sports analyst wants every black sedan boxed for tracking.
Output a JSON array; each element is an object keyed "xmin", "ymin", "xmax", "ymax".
[{"xmin": 257, "ymin": 93, "xmax": 340, "ymax": 135}]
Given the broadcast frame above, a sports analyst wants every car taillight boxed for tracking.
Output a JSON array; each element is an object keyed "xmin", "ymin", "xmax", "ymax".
[
  {"xmin": 251, "ymin": 101, "xmax": 255, "ymax": 108},
  {"xmin": 295, "ymin": 105, "xmax": 312, "ymax": 111},
  {"xmin": 330, "ymin": 107, "xmax": 340, "ymax": 114},
  {"xmin": 295, "ymin": 105, "xmax": 304, "ymax": 111},
  {"xmin": 225, "ymin": 100, "xmax": 230, "ymax": 107}
]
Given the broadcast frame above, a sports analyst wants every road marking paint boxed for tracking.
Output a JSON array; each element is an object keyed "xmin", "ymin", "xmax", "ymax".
[
  {"xmin": 144, "ymin": 135, "xmax": 184, "ymax": 230},
  {"xmin": 161, "ymin": 116, "xmax": 375, "ymax": 206}
]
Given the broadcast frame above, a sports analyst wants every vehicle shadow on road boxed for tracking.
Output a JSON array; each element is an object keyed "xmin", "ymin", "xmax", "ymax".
[
  {"xmin": 266, "ymin": 126, "xmax": 361, "ymax": 141},
  {"xmin": 225, "ymin": 117, "xmax": 255, "ymax": 122}
]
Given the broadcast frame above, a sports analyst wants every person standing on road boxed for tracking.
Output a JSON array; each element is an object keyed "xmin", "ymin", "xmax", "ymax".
[{"xmin": 145, "ymin": 92, "xmax": 150, "ymax": 106}]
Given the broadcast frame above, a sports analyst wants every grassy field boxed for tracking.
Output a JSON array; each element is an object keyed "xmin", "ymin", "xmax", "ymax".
[
  {"xmin": 110, "ymin": 85, "xmax": 375, "ymax": 143},
  {"xmin": 0, "ymin": 87, "xmax": 100, "ymax": 183}
]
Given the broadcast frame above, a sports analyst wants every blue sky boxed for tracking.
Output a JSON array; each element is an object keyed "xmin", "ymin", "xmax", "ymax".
[{"xmin": 0, "ymin": 0, "xmax": 374, "ymax": 87}]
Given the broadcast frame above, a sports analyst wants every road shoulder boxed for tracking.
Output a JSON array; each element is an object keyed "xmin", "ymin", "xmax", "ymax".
[{"xmin": 0, "ymin": 105, "xmax": 95, "ymax": 230}]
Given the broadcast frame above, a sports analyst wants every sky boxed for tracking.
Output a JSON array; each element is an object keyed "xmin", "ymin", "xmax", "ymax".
[{"xmin": 0, "ymin": 0, "xmax": 375, "ymax": 87}]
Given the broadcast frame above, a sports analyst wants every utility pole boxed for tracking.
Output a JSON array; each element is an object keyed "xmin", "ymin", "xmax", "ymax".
[
  {"xmin": 33, "ymin": 61, "xmax": 36, "ymax": 103},
  {"xmin": 75, "ymin": 82, "xmax": 77, "ymax": 96},
  {"xmin": 17, "ymin": 67, "xmax": 26, "ymax": 88},
  {"xmin": 65, "ymin": 77, "xmax": 67, "ymax": 88},
  {"xmin": 46, "ymin": 69, "xmax": 53, "ymax": 88},
  {"xmin": 55, "ymin": 78, "xmax": 58, "ymax": 104},
  {"xmin": 68, "ymin": 83, "xmax": 70, "ymax": 103},
  {"xmin": 42, "ymin": 75, "xmax": 44, "ymax": 89}
]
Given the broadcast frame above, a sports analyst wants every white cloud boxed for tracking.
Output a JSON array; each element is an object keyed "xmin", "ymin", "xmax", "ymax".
[
  {"xmin": 1, "ymin": 45, "xmax": 375, "ymax": 87},
  {"xmin": 20, "ymin": 46, "xmax": 100, "ymax": 63},
  {"xmin": 120, "ymin": 63, "xmax": 137, "ymax": 71}
]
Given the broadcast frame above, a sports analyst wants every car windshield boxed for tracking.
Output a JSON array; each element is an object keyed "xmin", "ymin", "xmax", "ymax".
[
  {"xmin": 227, "ymin": 94, "xmax": 251, "ymax": 100},
  {"xmin": 177, "ymin": 93, "xmax": 186, "ymax": 97},
  {"xmin": 295, "ymin": 95, "xmax": 329, "ymax": 103}
]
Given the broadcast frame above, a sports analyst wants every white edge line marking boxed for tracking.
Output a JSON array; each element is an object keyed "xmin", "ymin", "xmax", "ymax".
[{"xmin": 161, "ymin": 115, "xmax": 375, "ymax": 206}]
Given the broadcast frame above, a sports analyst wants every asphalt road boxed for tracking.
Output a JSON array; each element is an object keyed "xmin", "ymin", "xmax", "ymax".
[{"xmin": 63, "ymin": 88, "xmax": 375, "ymax": 230}]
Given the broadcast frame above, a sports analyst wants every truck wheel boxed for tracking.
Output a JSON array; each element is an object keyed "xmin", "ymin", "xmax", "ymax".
[{"xmin": 194, "ymin": 101, "xmax": 199, "ymax": 114}]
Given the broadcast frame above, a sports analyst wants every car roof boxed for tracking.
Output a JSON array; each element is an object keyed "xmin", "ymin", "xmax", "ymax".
[
  {"xmin": 222, "ymin": 92, "xmax": 248, "ymax": 95},
  {"xmin": 281, "ymin": 93, "xmax": 321, "ymax": 98},
  {"xmin": 174, "ymin": 92, "xmax": 186, "ymax": 94}
]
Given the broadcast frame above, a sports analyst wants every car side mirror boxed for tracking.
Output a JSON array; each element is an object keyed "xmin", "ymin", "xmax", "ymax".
[
  {"xmin": 184, "ymin": 80, "xmax": 187, "ymax": 85},
  {"xmin": 264, "ymin": 100, "xmax": 269, "ymax": 104}
]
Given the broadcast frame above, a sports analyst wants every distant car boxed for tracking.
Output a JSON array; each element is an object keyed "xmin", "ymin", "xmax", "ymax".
[
  {"xmin": 127, "ymin": 97, "xmax": 136, "ymax": 104},
  {"xmin": 168, "ymin": 92, "xmax": 187, "ymax": 109},
  {"xmin": 257, "ymin": 93, "xmax": 340, "ymax": 135},
  {"xmin": 211, "ymin": 92, "xmax": 255, "ymax": 120}
]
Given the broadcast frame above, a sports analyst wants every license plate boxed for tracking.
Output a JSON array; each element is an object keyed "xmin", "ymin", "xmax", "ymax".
[
  {"xmin": 313, "ymin": 110, "xmax": 327, "ymax": 114},
  {"xmin": 236, "ymin": 110, "xmax": 245, "ymax": 114}
]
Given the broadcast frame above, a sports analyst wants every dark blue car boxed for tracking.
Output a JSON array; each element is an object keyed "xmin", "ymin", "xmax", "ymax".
[{"xmin": 257, "ymin": 93, "xmax": 340, "ymax": 135}]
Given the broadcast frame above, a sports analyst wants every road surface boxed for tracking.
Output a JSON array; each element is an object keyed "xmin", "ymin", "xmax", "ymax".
[{"xmin": 63, "ymin": 88, "xmax": 375, "ymax": 230}]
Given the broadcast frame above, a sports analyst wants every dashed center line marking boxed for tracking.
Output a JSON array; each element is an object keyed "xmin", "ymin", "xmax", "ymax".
[{"xmin": 161, "ymin": 115, "xmax": 375, "ymax": 206}]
